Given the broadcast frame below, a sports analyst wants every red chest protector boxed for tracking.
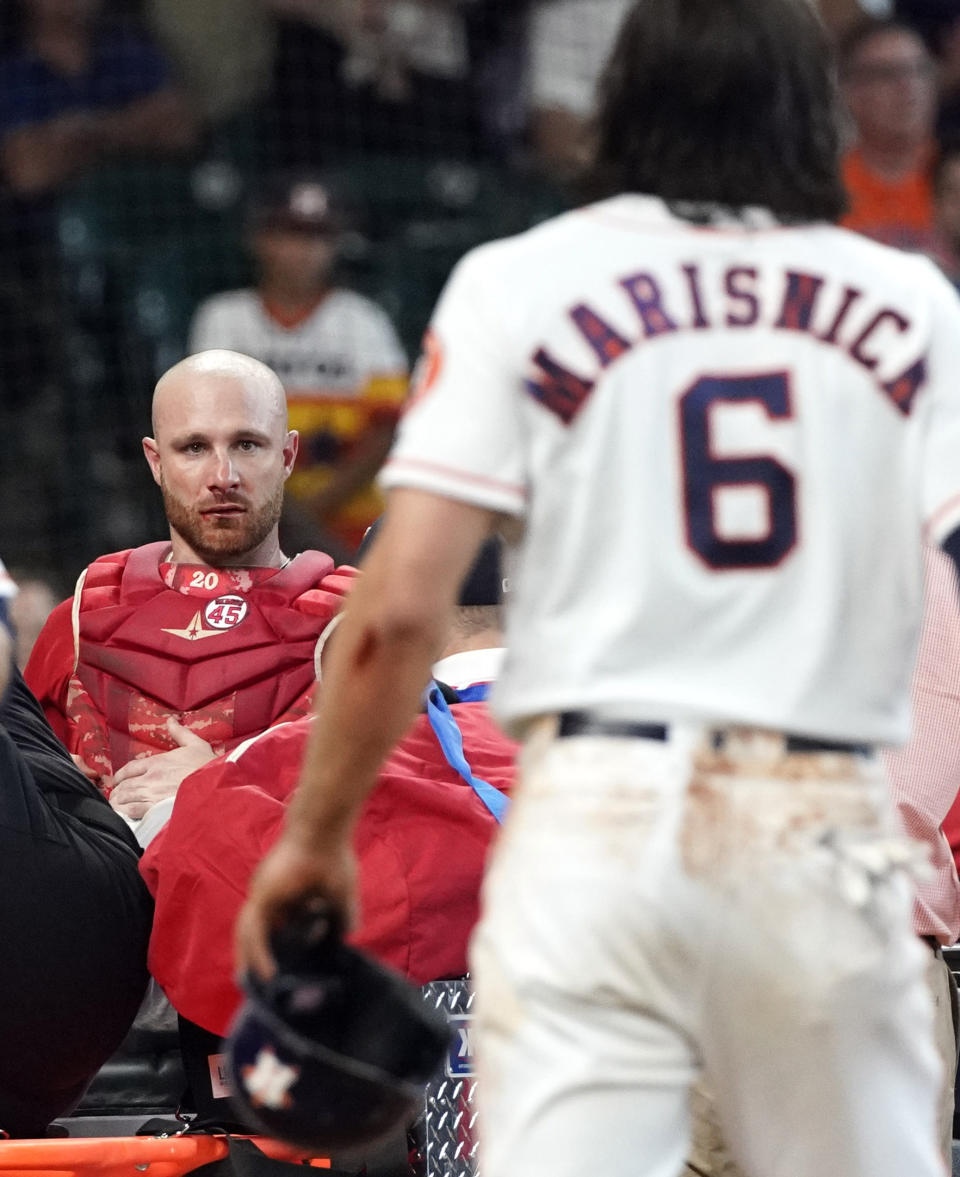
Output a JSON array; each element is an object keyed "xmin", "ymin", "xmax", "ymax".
[{"xmin": 66, "ymin": 542, "xmax": 354, "ymax": 794}]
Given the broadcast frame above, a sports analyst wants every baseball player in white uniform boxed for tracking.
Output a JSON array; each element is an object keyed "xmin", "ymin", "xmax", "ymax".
[{"xmin": 236, "ymin": 2, "xmax": 960, "ymax": 1175}]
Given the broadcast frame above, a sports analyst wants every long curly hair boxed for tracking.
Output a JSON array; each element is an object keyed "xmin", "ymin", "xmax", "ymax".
[{"xmin": 584, "ymin": 0, "xmax": 848, "ymax": 224}]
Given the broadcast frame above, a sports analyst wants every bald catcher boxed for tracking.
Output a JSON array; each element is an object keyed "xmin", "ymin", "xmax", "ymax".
[{"xmin": 26, "ymin": 350, "xmax": 354, "ymax": 816}]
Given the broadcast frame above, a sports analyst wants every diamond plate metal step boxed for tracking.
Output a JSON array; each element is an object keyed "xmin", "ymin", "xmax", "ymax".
[{"xmin": 420, "ymin": 979, "xmax": 478, "ymax": 1177}]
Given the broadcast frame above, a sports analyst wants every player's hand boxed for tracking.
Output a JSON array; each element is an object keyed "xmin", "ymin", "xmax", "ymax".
[
  {"xmin": 235, "ymin": 830, "xmax": 358, "ymax": 983},
  {"xmin": 109, "ymin": 718, "xmax": 215, "ymax": 819}
]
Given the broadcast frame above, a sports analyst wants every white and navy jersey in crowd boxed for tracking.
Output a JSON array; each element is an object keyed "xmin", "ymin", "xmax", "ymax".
[{"xmin": 380, "ymin": 194, "xmax": 960, "ymax": 746}]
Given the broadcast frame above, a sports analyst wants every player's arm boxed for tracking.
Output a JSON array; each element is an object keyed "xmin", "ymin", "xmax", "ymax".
[{"xmin": 237, "ymin": 486, "xmax": 494, "ymax": 979}]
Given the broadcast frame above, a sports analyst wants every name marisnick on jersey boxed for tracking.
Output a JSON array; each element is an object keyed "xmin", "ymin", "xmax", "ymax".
[{"xmin": 525, "ymin": 262, "xmax": 927, "ymax": 426}]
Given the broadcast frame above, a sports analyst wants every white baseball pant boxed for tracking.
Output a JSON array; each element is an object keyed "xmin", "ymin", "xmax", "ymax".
[{"xmin": 469, "ymin": 723, "xmax": 946, "ymax": 1177}]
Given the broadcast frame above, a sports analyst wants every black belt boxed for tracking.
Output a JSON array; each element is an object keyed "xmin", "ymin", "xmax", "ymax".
[{"xmin": 556, "ymin": 711, "xmax": 872, "ymax": 757}]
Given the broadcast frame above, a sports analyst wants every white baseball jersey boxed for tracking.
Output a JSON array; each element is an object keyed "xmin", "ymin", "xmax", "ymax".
[
  {"xmin": 188, "ymin": 288, "xmax": 407, "ymax": 394},
  {"xmin": 380, "ymin": 194, "xmax": 960, "ymax": 744}
]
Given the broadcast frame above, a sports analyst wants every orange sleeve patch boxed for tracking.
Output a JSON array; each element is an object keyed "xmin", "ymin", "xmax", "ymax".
[{"xmin": 405, "ymin": 329, "xmax": 444, "ymax": 413}]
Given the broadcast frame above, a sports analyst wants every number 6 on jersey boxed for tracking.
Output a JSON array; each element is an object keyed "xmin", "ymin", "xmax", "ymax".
[{"xmin": 679, "ymin": 372, "xmax": 798, "ymax": 570}]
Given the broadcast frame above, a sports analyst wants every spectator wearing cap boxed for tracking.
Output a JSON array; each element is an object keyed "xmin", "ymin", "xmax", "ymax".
[{"xmin": 189, "ymin": 173, "xmax": 409, "ymax": 563}]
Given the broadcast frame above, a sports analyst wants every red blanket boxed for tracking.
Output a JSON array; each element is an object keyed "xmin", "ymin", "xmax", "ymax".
[{"xmin": 140, "ymin": 703, "xmax": 517, "ymax": 1037}]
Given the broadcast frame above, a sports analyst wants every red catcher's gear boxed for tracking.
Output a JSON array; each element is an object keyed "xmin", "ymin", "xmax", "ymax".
[
  {"xmin": 24, "ymin": 542, "xmax": 355, "ymax": 795},
  {"xmin": 140, "ymin": 702, "xmax": 518, "ymax": 1037}
]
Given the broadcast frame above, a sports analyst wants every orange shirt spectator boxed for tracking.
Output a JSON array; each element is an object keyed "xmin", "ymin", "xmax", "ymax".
[
  {"xmin": 841, "ymin": 142, "xmax": 937, "ymax": 249},
  {"xmin": 839, "ymin": 18, "xmax": 939, "ymax": 251}
]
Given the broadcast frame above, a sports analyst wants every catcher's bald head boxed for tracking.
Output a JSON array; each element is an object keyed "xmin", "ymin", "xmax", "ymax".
[
  {"xmin": 143, "ymin": 350, "xmax": 297, "ymax": 566},
  {"xmin": 152, "ymin": 350, "xmax": 287, "ymax": 440}
]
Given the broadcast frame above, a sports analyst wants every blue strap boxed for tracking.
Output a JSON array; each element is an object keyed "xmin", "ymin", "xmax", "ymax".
[
  {"xmin": 425, "ymin": 683, "xmax": 510, "ymax": 823},
  {"xmin": 453, "ymin": 683, "xmax": 490, "ymax": 703}
]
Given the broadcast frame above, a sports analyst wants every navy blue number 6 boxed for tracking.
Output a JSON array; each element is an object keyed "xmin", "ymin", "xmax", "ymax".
[{"xmin": 679, "ymin": 373, "xmax": 797, "ymax": 570}]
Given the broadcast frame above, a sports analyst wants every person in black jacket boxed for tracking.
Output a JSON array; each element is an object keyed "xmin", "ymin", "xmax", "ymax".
[{"xmin": 0, "ymin": 609, "xmax": 152, "ymax": 1137}]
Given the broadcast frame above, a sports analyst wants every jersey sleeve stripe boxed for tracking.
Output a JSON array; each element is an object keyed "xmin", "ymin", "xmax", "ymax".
[
  {"xmin": 380, "ymin": 457, "xmax": 527, "ymax": 513},
  {"xmin": 378, "ymin": 454, "xmax": 524, "ymax": 496}
]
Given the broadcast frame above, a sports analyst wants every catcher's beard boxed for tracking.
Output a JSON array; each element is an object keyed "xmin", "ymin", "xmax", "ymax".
[{"xmin": 160, "ymin": 477, "xmax": 285, "ymax": 567}]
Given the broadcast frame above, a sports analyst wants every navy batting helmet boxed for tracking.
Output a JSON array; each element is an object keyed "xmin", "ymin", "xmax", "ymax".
[{"xmin": 226, "ymin": 907, "xmax": 451, "ymax": 1152}]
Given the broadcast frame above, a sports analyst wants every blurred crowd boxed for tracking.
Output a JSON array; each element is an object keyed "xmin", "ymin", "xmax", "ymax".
[{"xmin": 2, "ymin": 0, "xmax": 960, "ymax": 628}]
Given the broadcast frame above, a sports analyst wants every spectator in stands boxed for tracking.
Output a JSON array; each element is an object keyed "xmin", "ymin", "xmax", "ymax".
[
  {"xmin": 143, "ymin": 0, "xmax": 275, "ymax": 127},
  {"xmin": 0, "ymin": 0, "xmax": 198, "ymax": 196},
  {"xmin": 839, "ymin": 17, "xmax": 940, "ymax": 251},
  {"xmin": 189, "ymin": 175, "xmax": 408, "ymax": 561},
  {"xmin": 24, "ymin": 350, "xmax": 354, "ymax": 813},
  {"xmin": 265, "ymin": 0, "xmax": 479, "ymax": 165},
  {"xmin": 0, "ymin": 568, "xmax": 152, "ymax": 1138},
  {"xmin": 139, "ymin": 532, "xmax": 513, "ymax": 1061},
  {"xmin": 526, "ymin": 0, "xmax": 631, "ymax": 180}
]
